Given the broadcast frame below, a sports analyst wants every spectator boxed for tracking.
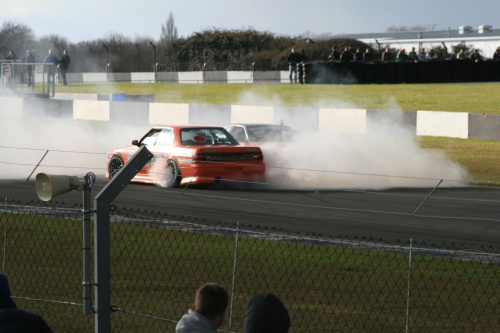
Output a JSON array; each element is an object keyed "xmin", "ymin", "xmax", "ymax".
[
  {"xmin": 353, "ymin": 48, "xmax": 363, "ymax": 61},
  {"xmin": 340, "ymin": 46, "xmax": 353, "ymax": 62},
  {"xmin": 287, "ymin": 48, "xmax": 301, "ymax": 84},
  {"xmin": 25, "ymin": 50, "xmax": 36, "ymax": 86},
  {"xmin": 244, "ymin": 293, "xmax": 290, "ymax": 333},
  {"xmin": 381, "ymin": 47, "xmax": 392, "ymax": 61},
  {"xmin": 408, "ymin": 47, "xmax": 418, "ymax": 61},
  {"xmin": 298, "ymin": 49, "xmax": 308, "ymax": 84},
  {"xmin": 493, "ymin": 47, "xmax": 500, "ymax": 60},
  {"xmin": 328, "ymin": 45, "xmax": 340, "ymax": 60},
  {"xmin": 362, "ymin": 48, "xmax": 374, "ymax": 61},
  {"xmin": 417, "ymin": 48, "xmax": 426, "ymax": 61},
  {"xmin": 469, "ymin": 49, "xmax": 482, "ymax": 62},
  {"xmin": 396, "ymin": 49, "xmax": 409, "ymax": 62},
  {"xmin": 43, "ymin": 49, "xmax": 59, "ymax": 86},
  {"xmin": 5, "ymin": 50, "xmax": 17, "ymax": 61},
  {"xmin": 176, "ymin": 283, "xmax": 228, "ymax": 333},
  {"xmin": 0, "ymin": 274, "xmax": 53, "ymax": 332},
  {"xmin": 298, "ymin": 49, "xmax": 308, "ymax": 62},
  {"xmin": 426, "ymin": 49, "xmax": 438, "ymax": 60},
  {"xmin": 456, "ymin": 49, "xmax": 466, "ymax": 60},
  {"xmin": 5, "ymin": 50, "xmax": 18, "ymax": 86},
  {"xmin": 59, "ymin": 49, "xmax": 71, "ymax": 86}
]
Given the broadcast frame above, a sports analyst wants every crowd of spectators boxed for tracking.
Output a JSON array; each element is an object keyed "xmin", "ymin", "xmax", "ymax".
[{"xmin": 324, "ymin": 45, "xmax": 500, "ymax": 63}]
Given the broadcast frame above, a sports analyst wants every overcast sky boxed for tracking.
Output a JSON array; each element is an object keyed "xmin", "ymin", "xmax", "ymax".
[{"xmin": 1, "ymin": 0, "xmax": 499, "ymax": 43}]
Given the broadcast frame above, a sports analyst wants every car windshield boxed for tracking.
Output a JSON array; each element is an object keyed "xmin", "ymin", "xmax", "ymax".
[{"xmin": 180, "ymin": 128, "xmax": 239, "ymax": 145}]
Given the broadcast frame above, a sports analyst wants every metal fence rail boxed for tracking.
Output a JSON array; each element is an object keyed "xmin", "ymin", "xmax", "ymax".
[{"xmin": 0, "ymin": 199, "xmax": 498, "ymax": 332}]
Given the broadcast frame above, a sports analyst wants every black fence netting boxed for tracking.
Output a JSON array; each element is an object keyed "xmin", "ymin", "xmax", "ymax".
[{"xmin": 0, "ymin": 199, "xmax": 498, "ymax": 332}]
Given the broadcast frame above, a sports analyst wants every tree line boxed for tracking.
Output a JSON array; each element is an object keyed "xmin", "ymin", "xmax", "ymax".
[
  {"xmin": 1, "ymin": 19, "xmax": 478, "ymax": 74},
  {"xmin": 0, "ymin": 19, "xmax": 374, "ymax": 72}
]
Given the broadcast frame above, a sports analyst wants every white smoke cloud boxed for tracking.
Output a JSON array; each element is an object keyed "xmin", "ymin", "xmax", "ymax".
[
  {"xmin": 234, "ymin": 91, "xmax": 467, "ymax": 189},
  {"xmin": 0, "ymin": 116, "xmax": 149, "ymax": 180},
  {"xmin": 0, "ymin": 91, "xmax": 467, "ymax": 190}
]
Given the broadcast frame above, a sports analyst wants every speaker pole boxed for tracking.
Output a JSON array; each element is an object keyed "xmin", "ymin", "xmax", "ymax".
[
  {"xmin": 82, "ymin": 173, "xmax": 93, "ymax": 315},
  {"xmin": 93, "ymin": 146, "xmax": 153, "ymax": 333}
]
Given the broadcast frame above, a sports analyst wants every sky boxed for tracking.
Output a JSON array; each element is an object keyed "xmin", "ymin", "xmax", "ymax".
[{"xmin": 1, "ymin": 0, "xmax": 499, "ymax": 43}]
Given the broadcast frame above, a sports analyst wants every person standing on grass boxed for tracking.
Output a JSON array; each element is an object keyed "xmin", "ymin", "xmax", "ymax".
[
  {"xmin": 287, "ymin": 48, "xmax": 301, "ymax": 84},
  {"xmin": 176, "ymin": 283, "xmax": 229, "ymax": 333},
  {"xmin": 25, "ymin": 50, "xmax": 36, "ymax": 86},
  {"xmin": 59, "ymin": 49, "xmax": 71, "ymax": 86},
  {"xmin": 43, "ymin": 49, "xmax": 59, "ymax": 86},
  {"xmin": 0, "ymin": 274, "xmax": 53, "ymax": 332}
]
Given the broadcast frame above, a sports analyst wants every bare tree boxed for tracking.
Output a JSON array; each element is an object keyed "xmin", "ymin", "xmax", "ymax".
[
  {"xmin": 161, "ymin": 12, "xmax": 178, "ymax": 45},
  {"xmin": 0, "ymin": 21, "xmax": 35, "ymax": 58},
  {"xmin": 37, "ymin": 34, "xmax": 69, "ymax": 58}
]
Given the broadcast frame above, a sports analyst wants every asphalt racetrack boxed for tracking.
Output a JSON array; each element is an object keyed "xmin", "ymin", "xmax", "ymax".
[{"xmin": 1, "ymin": 178, "xmax": 499, "ymax": 248}]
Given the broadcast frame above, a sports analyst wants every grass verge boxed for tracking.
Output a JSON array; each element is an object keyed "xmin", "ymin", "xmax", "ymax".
[{"xmin": 2, "ymin": 213, "xmax": 498, "ymax": 332}]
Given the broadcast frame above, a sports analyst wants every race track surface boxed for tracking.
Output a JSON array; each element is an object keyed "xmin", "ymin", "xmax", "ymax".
[{"xmin": 2, "ymin": 179, "xmax": 499, "ymax": 248}]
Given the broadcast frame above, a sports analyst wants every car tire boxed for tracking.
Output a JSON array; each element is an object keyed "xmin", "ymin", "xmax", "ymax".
[
  {"xmin": 108, "ymin": 155, "xmax": 124, "ymax": 179},
  {"xmin": 163, "ymin": 161, "xmax": 181, "ymax": 188}
]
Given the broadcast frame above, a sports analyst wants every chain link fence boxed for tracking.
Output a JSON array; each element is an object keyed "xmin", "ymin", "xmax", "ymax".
[{"xmin": 0, "ymin": 198, "xmax": 498, "ymax": 332}]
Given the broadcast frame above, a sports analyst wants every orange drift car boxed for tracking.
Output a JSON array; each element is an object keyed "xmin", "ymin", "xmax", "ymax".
[{"xmin": 105, "ymin": 126, "xmax": 266, "ymax": 187}]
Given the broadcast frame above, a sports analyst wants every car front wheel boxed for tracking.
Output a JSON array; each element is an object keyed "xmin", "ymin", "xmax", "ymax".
[{"xmin": 108, "ymin": 155, "xmax": 124, "ymax": 178}]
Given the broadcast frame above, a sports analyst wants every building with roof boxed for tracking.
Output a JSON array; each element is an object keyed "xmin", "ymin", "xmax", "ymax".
[{"xmin": 333, "ymin": 25, "xmax": 500, "ymax": 59}]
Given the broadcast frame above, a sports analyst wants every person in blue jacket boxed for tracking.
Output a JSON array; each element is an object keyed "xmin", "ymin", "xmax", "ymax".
[{"xmin": 43, "ymin": 49, "xmax": 59, "ymax": 86}]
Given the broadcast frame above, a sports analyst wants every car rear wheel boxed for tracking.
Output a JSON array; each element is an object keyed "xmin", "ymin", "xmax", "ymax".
[
  {"xmin": 108, "ymin": 155, "xmax": 124, "ymax": 178},
  {"xmin": 163, "ymin": 161, "xmax": 181, "ymax": 188}
]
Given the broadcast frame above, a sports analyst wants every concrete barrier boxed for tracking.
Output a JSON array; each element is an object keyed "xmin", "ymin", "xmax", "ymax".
[
  {"xmin": 204, "ymin": 71, "xmax": 227, "ymax": 83},
  {"xmin": 67, "ymin": 73, "xmax": 84, "ymax": 83},
  {"xmin": 469, "ymin": 113, "xmax": 500, "ymax": 141},
  {"xmin": 416, "ymin": 111, "xmax": 469, "ymax": 139},
  {"xmin": 231, "ymin": 105, "xmax": 274, "ymax": 124},
  {"xmin": 274, "ymin": 106, "xmax": 320, "ymax": 131},
  {"xmin": 189, "ymin": 104, "xmax": 231, "ymax": 126},
  {"xmin": 131, "ymin": 72, "xmax": 155, "ymax": 83},
  {"xmin": 253, "ymin": 71, "xmax": 280, "ymax": 83},
  {"xmin": 108, "ymin": 73, "xmax": 131, "ymax": 82},
  {"xmin": 83, "ymin": 73, "xmax": 107, "ymax": 83},
  {"xmin": 23, "ymin": 98, "xmax": 73, "ymax": 118},
  {"xmin": 227, "ymin": 71, "xmax": 253, "ymax": 84},
  {"xmin": 149, "ymin": 103, "xmax": 190, "ymax": 125},
  {"xmin": 73, "ymin": 100, "xmax": 110, "ymax": 121},
  {"xmin": 178, "ymin": 72, "xmax": 203, "ymax": 84},
  {"xmin": 110, "ymin": 101, "xmax": 149, "ymax": 124},
  {"xmin": 319, "ymin": 108, "xmax": 366, "ymax": 133},
  {"xmin": 1, "ymin": 95, "xmax": 499, "ymax": 141},
  {"xmin": 366, "ymin": 110, "xmax": 417, "ymax": 136},
  {"xmin": 157, "ymin": 72, "xmax": 178, "ymax": 82}
]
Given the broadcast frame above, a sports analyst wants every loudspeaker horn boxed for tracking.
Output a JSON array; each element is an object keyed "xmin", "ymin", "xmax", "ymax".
[{"xmin": 35, "ymin": 173, "xmax": 83, "ymax": 202}]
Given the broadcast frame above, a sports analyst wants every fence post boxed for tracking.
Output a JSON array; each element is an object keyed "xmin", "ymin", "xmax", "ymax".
[
  {"xmin": 405, "ymin": 238, "xmax": 413, "ymax": 333},
  {"xmin": 228, "ymin": 222, "xmax": 240, "ymax": 331},
  {"xmin": 82, "ymin": 174, "xmax": 93, "ymax": 315},
  {"xmin": 93, "ymin": 146, "xmax": 152, "ymax": 333},
  {"xmin": 2, "ymin": 197, "xmax": 8, "ymax": 273}
]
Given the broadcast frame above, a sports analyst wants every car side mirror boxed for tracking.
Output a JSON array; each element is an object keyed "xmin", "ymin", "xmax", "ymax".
[{"xmin": 132, "ymin": 140, "xmax": 140, "ymax": 146}]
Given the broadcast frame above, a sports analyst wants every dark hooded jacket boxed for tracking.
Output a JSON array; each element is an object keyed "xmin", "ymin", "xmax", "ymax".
[
  {"xmin": 244, "ymin": 294, "xmax": 290, "ymax": 333},
  {"xmin": 0, "ymin": 274, "xmax": 53, "ymax": 333}
]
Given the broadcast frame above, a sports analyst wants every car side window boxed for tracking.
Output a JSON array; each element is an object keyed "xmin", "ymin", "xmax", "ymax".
[
  {"xmin": 157, "ymin": 129, "xmax": 173, "ymax": 146},
  {"xmin": 141, "ymin": 130, "xmax": 161, "ymax": 146}
]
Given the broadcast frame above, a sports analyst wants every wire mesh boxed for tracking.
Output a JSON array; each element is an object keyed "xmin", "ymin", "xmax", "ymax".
[{"xmin": 0, "ymin": 199, "xmax": 498, "ymax": 332}]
